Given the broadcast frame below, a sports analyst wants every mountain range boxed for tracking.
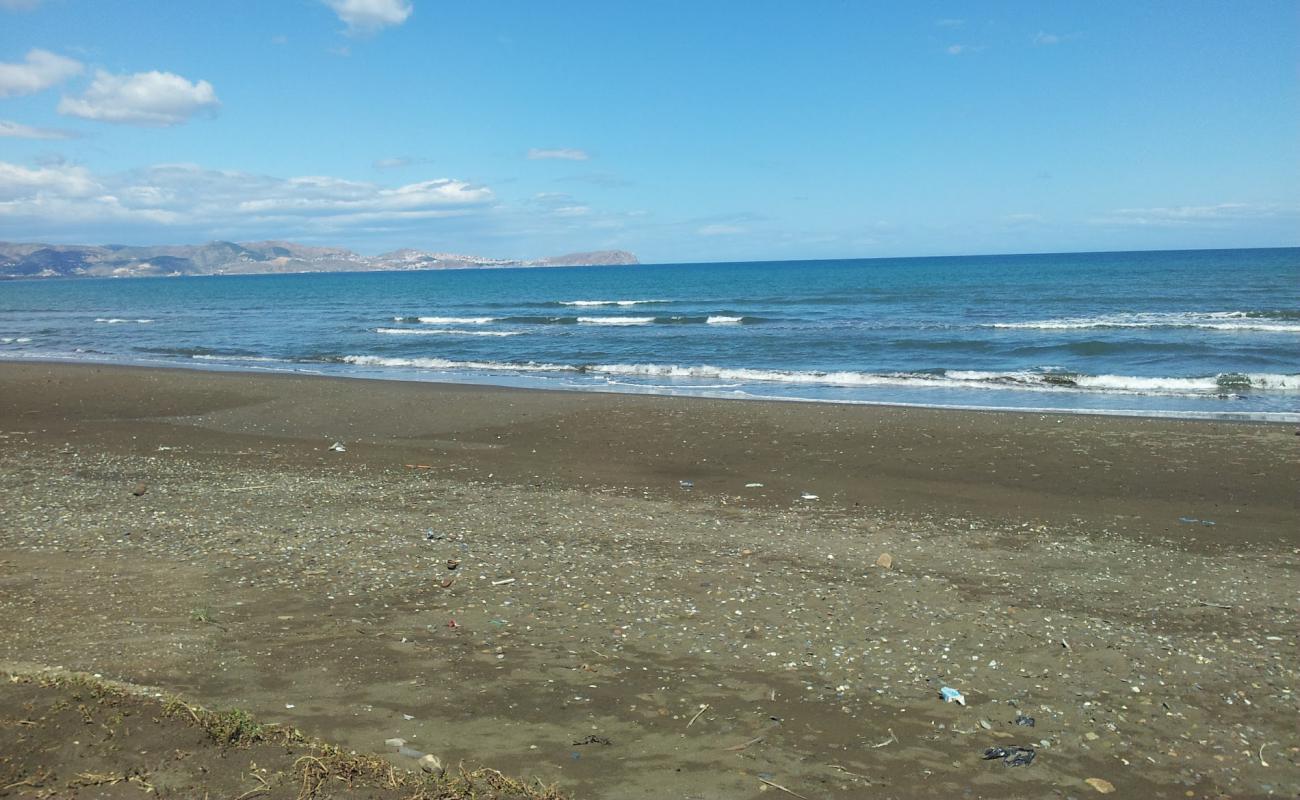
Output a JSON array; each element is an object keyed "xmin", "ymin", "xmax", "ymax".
[{"xmin": 0, "ymin": 241, "xmax": 639, "ymax": 279}]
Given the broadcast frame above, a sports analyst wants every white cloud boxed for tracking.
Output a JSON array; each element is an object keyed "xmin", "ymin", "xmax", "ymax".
[
  {"xmin": 1091, "ymin": 203, "xmax": 1292, "ymax": 227},
  {"xmin": 946, "ymin": 44, "xmax": 982, "ymax": 56},
  {"xmin": 323, "ymin": 0, "xmax": 413, "ymax": 34},
  {"xmin": 527, "ymin": 148, "xmax": 590, "ymax": 161},
  {"xmin": 698, "ymin": 223, "xmax": 746, "ymax": 236},
  {"xmin": 1032, "ymin": 31, "xmax": 1061, "ymax": 46},
  {"xmin": 0, "ymin": 160, "xmax": 493, "ymax": 231},
  {"xmin": 0, "ymin": 0, "xmax": 43, "ymax": 10},
  {"xmin": 0, "ymin": 49, "xmax": 83, "ymax": 97},
  {"xmin": 0, "ymin": 161, "xmax": 98, "ymax": 199},
  {"xmin": 0, "ymin": 119, "xmax": 76, "ymax": 139},
  {"xmin": 57, "ymin": 70, "xmax": 219, "ymax": 127},
  {"xmin": 373, "ymin": 156, "xmax": 424, "ymax": 170}
]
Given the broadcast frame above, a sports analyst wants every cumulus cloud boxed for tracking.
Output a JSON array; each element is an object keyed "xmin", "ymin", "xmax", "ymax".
[
  {"xmin": 1091, "ymin": 203, "xmax": 1293, "ymax": 227},
  {"xmin": 0, "ymin": 160, "xmax": 492, "ymax": 230},
  {"xmin": 946, "ymin": 44, "xmax": 982, "ymax": 56},
  {"xmin": 0, "ymin": 49, "xmax": 83, "ymax": 97},
  {"xmin": 58, "ymin": 70, "xmax": 219, "ymax": 126},
  {"xmin": 527, "ymin": 148, "xmax": 590, "ymax": 161},
  {"xmin": 1032, "ymin": 31, "xmax": 1062, "ymax": 46},
  {"xmin": 0, "ymin": 118, "xmax": 77, "ymax": 139},
  {"xmin": 323, "ymin": 0, "xmax": 413, "ymax": 34}
]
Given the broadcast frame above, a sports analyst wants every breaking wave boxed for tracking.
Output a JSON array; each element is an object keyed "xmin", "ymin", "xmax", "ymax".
[
  {"xmin": 393, "ymin": 316, "xmax": 500, "ymax": 325},
  {"xmin": 95, "ymin": 318, "xmax": 154, "ymax": 324},
  {"xmin": 332, "ymin": 356, "xmax": 1300, "ymax": 397},
  {"xmin": 988, "ymin": 312, "xmax": 1300, "ymax": 333},
  {"xmin": 374, "ymin": 327, "xmax": 523, "ymax": 337},
  {"xmin": 558, "ymin": 299, "xmax": 669, "ymax": 307}
]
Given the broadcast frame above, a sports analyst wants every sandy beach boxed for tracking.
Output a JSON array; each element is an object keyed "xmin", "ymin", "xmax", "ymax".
[{"xmin": 1, "ymin": 361, "xmax": 1297, "ymax": 798}]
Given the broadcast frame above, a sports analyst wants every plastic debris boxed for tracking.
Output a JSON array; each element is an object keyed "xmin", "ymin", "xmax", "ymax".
[
  {"xmin": 1084, "ymin": 777, "xmax": 1116, "ymax": 794},
  {"xmin": 983, "ymin": 746, "xmax": 1036, "ymax": 767},
  {"xmin": 573, "ymin": 735, "xmax": 612, "ymax": 746},
  {"xmin": 384, "ymin": 737, "xmax": 406, "ymax": 748},
  {"xmin": 744, "ymin": 482, "xmax": 764, "ymax": 488},
  {"xmin": 800, "ymin": 492, "xmax": 819, "ymax": 501},
  {"xmin": 1014, "ymin": 714, "xmax": 1035, "ymax": 727},
  {"xmin": 327, "ymin": 442, "xmax": 346, "ymax": 452},
  {"xmin": 875, "ymin": 553, "xmax": 893, "ymax": 569},
  {"xmin": 1178, "ymin": 516, "xmax": 1216, "ymax": 526},
  {"xmin": 418, "ymin": 754, "xmax": 443, "ymax": 774},
  {"xmin": 679, "ymin": 480, "xmax": 694, "ymax": 489},
  {"xmin": 940, "ymin": 686, "xmax": 966, "ymax": 706}
]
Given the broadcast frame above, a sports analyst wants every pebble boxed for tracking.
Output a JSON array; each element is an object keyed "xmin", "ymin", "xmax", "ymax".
[{"xmin": 1085, "ymin": 777, "xmax": 1117, "ymax": 794}]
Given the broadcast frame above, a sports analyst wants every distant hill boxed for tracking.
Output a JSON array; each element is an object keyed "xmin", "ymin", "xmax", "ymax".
[{"xmin": 0, "ymin": 240, "xmax": 639, "ymax": 279}]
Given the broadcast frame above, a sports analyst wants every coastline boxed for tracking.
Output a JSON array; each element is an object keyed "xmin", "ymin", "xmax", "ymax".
[{"xmin": 1, "ymin": 360, "xmax": 1297, "ymax": 797}]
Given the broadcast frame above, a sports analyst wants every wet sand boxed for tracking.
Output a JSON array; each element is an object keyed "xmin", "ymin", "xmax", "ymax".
[{"xmin": 1, "ymin": 361, "xmax": 1297, "ymax": 798}]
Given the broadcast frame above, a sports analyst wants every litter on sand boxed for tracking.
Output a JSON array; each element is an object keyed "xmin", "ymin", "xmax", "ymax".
[
  {"xmin": 983, "ymin": 746, "xmax": 1036, "ymax": 767},
  {"xmin": 327, "ymin": 442, "xmax": 346, "ymax": 452},
  {"xmin": 799, "ymin": 492, "xmax": 819, "ymax": 501},
  {"xmin": 940, "ymin": 686, "xmax": 966, "ymax": 706}
]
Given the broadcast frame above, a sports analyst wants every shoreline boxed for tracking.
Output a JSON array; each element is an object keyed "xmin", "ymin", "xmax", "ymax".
[
  {"xmin": 4, "ymin": 354, "xmax": 1299, "ymax": 424},
  {"xmin": 2, "ymin": 359, "xmax": 1297, "ymax": 549},
  {"xmin": 2, "ymin": 359, "xmax": 1298, "ymax": 797}
]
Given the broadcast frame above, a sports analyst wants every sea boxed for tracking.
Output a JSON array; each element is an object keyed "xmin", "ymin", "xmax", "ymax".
[{"xmin": 2, "ymin": 247, "xmax": 1298, "ymax": 421}]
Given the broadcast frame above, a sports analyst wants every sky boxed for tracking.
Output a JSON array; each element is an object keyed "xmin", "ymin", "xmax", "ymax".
[{"xmin": 0, "ymin": 0, "xmax": 1296, "ymax": 263}]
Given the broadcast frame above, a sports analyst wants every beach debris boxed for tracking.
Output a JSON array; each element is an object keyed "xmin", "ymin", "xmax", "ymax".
[
  {"xmin": 745, "ymin": 482, "xmax": 764, "ymax": 488},
  {"xmin": 679, "ymin": 480, "xmax": 694, "ymax": 489},
  {"xmin": 940, "ymin": 686, "xmax": 966, "ymax": 706},
  {"xmin": 447, "ymin": 619, "xmax": 460, "ymax": 629},
  {"xmin": 687, "ymin": 703, "xmax": 710, "ymax": 727},
  {"xmin": 799, "ymin": 492, "xmax": 819, "ymax": 501},
  {"xmin": 870, "ymin": 729, "xmax": 898, "ymax": 748},
  {"xmin": 384, "ymin": 737, "xmax": 406, "ymax": 749},
  {"xmin": 573, "ymin": 735, "xmax": 612, "ymax": 746},
  {"xmin": 417, "ymin": 754, "xmax": 444, "ymax": 774},
  {"xmin": 983, "ymin": 746, "xmax": 1036, "ymax": 767},
  {"xmin": 757, "ymin": 777, "xmax": 811, "ymax": 800},
  {"xmin": 1178, "ymin": 516, "xmax": 1216, "ymax": 526},
  {"xmin": 491, "ymin": 577, "xmax": 516, "ymax": 586},
  {"xmin": 440, "ymin": 577, "xmax": 456, "ymax": 589},
  {"xmin": 875, "ymin": 553, "xmax": 893, "ymax": 569},
  {"xmin": 403, "ymin": 463, "xmax": 433, "ymax": 469},
  {"xmin": 1014, "ymin": 714, "xmax": 1035, "ymax": 727},
  {"xmin": 130, "ymin": 481, "xmax": 148, "ymax": 496},
  {"xmin": 978, "ymin": 719, "xmax": 992, "ymax": 730},
  {"xmin": 724, "ymin": 736, "xmax": 765, "ymax": 752},
  {"xmin": 1084, "ymin": 777, "xmax": 1116, "ymax": 794},
  {"xmin": 327, "ymin": 441, "xmax": 346, "ymax": 452},
  {"xmin": 446, "ymin": 559, "xmax": 460, "ymax": 570}
]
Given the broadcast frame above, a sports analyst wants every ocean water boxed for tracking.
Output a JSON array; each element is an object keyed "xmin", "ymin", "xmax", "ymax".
[{"xmin": 2, "ymin": 248, "xmax": 1298, "ymax": 420}]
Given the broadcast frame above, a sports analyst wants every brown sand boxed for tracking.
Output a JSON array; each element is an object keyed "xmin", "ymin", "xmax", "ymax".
[{"xmin": 0, "ymin": 361, "xmax": 1297, "ymax": 798}]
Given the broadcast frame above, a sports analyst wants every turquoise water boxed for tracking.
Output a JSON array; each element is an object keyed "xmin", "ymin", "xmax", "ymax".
[{"xmin": 2, "ymin": 248, "xmax": 1298, "ymax": 419}]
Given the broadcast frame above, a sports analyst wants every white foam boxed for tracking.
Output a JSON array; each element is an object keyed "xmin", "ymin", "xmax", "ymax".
[
  {"xmin": 374, "ymin": 327, "xmax": 522, "ymax": 337},
  {"xmin": 342, "ymin": 355, "xmax": 575, "ymax": 372},
  {"xmin": 400, "ymin": 316, "xmax": 499, "ymax": 325},
  {"xmin": 95, "ymin": 318, "xmax": 154, "ymax": 324},
  {"xmin": 0, "ymin": 337, "xmax": 32, "ymax": 344},
  {"xmin": 561, "ymin": 299, "xmax": 666, "ymax": 307},
  {"xmin": 988, "ymin": 312, "xmax": 1300, "ymax": 333},
  {"xmin": 192, "ymin": 354, "xmax": 284, "ymax": 363},
  {"xmin": 707, "ymin": 315, "xmax": 744, "ymax": 324},
  {"xmin": 335, "ymin": 356, "xmax": 1300, "ymax": 397},
  {"xmin": 576, "ymin": 316, "xmax": 656, "ymax": 326}
]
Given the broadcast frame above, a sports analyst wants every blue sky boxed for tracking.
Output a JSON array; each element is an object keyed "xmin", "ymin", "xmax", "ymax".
[{"xmin": 1, "ymin": 0, "xmax": 1296, "ymax": 262}]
